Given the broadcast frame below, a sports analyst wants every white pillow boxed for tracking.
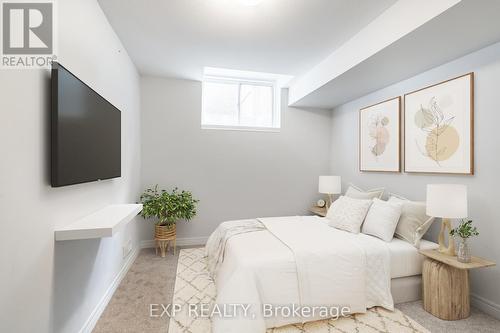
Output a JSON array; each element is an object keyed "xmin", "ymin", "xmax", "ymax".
[
  {"xmin": 327, "ymin": 196, "xmax": 373, "ymax": 234},
  {"xmin": 362, "ymin": 198, "xmax": 402, "ymax": 242},
  {"xmin": 389, "ymin": 194, "xmax": 435, "ymax": 247},
  {"xmin": 345, "ymin": 184, "xmax": 385, "ymax": 200}
]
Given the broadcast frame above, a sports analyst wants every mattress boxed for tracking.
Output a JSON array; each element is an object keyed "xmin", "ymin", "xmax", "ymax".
[
  {"xmin": 387, "ymin": 237, "xmax": 438, "ymax": 278},
  {"xmin": 215, "ymin": 218, "xmax": 437, "ymax": 296},
  {"xmin": 224, "ymin": 217, "xmax": 437, "ymax": 279}
]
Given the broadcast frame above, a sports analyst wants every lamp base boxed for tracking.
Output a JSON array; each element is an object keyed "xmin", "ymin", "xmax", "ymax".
[
  {"xmin": 325, "ymin": 194, "xmax": 334, "ymax": 209},
  {"xmin": 438, "ymin": 218, "xmax": 456, "ymax": 256}
]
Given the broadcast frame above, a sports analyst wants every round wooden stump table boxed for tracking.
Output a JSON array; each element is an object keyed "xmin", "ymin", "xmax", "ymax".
[
  {"xmin": 420, "ymin": 249, "xmax": 495, "ymax": 321},
  {"xmin": 422, "ymin": 258, "xmax": 469, "ymax": 320}
]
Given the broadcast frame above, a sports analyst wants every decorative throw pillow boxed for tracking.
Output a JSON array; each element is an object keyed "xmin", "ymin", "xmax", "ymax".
[
  {"xmin": 389, "ymin": 194, "xmax": 435, "ymax": 247},
  {"xmin": 345, "ymin": 184, "xmax": 385, "ymax": 200},
  {"xmin": 362, "ymin": 198, "xmax": 402, "ymax": 242},
  {"xmin": 327, "ymin": 196, "xmax": 373, "ymax": 234}
]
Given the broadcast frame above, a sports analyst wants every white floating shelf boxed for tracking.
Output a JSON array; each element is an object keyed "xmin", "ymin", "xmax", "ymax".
[{"xmin": 55, "ymin": 204, "xmax": 143, "ymax": 241}]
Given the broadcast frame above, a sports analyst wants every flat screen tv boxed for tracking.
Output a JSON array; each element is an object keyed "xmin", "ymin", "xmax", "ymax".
[{"xmin": 51, "ymin": 62, "xmax": 121, "ymax": 187}]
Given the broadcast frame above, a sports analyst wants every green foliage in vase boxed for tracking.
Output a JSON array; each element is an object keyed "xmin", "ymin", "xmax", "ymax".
[
  {"xmin": 450, "ymin": 219, "xmax": 479, "ymax": 239},
  {"xmin": 140, "ymin": 185, "xmax": 199, "ymax": 226}
]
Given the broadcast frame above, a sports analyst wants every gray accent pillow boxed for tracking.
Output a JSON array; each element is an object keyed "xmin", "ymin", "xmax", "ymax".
[
  {"xmin": 389, "ymin": 194, "xmax": 435, "ymax": 248},
  {"xmin": 345, "ymin": 184, "xmax": 385, "ymax": 200}
]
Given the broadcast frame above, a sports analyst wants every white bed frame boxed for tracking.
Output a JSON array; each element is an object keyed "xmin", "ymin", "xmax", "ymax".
[{"xmin": 391, "ymin": 275, "xmax": 422, "ymax": 304}]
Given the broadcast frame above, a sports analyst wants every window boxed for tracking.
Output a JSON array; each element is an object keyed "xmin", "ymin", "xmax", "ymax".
[{"xmin": 202, "ymin": 76, "xmax": 280, "ymax": 131}]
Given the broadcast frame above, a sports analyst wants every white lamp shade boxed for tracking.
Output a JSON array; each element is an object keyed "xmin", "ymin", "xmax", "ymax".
[
  {"xmin": 318, "ymin": 176, "xmax": 341, "ymax": 194},
  {"xmin": 426, "ymin": 184, "xmax": 468, "ymax": 218}
]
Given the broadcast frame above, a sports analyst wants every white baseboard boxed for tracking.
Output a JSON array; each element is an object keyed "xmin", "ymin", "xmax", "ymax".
[
  {"xmin": 78, "ymin": 246, "xmax": 140, "ymax": 333},
  {"xmin": 471, "ymin": 293, "xmax": 500, "ymax": 320},
  {"xmin": 140, "ymin": 236, "xmax": 208, "ymax": 249}
]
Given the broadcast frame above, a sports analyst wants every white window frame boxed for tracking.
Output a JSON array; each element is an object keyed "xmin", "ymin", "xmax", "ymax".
[{"xmin": 201, "ymin": 75, "xmax": 281, "ymax": 132}]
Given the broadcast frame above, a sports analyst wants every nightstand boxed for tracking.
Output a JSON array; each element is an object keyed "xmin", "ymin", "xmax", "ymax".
[
  {"xmin": 309, "ymin": 206, "xmax": 327, "ymax": 217},
  {"xmin": 419, "ymin": 249, "xmax": 495, "ymax": 320}
]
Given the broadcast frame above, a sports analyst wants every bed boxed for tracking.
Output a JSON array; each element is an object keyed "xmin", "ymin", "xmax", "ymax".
[
  {"xmin": 388, "ymin": 235, "xmax": 438, "ymax": 303},
  {"xmin": 206, "ymin": 215, "xmax": 438, "ymax": 333}
]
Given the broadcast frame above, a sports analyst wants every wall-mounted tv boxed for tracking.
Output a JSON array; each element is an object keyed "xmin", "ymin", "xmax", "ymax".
[{"xmin": 51, "ymin": 62, "xmax": 121, "ymax": 187}]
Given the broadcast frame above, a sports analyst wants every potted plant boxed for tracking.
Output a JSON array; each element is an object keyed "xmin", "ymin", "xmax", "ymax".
[
  {"xmin": 450, "ymin": 219, "xmax": 479, "ymax": 263},
  {"xmin": 140, "ymin": 185, "xmax": 199, "ymax": 256}
]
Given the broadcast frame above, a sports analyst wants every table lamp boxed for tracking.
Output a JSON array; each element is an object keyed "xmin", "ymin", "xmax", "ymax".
[
  {"xmin": 319, "ymin": 176, "xmax": 341, "ymax": 208},
  {"xmin": 426, "ymin": 184, "xmax": 468, "ymax": 256}
]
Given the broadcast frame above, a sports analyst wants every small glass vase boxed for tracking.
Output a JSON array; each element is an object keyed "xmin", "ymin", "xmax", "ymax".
[{"xmin": 457, "ymin": 237, "xmax": 471, "ymax": 263}]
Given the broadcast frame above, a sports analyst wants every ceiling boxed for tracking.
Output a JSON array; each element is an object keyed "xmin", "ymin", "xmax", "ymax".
[
  {"xmin": 289, "ymin": 0, "xmax": 500, "ymax": 108},
  {"xmin": 98, "ymin": 0, "xmax": 397, "ymax": 80}
]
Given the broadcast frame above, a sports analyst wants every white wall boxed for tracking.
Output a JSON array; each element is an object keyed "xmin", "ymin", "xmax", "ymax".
[
  {"xmin": 0, "ymin": 1, "xmax": 144, "ymax": 332},
  {"xmin": 141, "ymin": 77, "xmax": 332, "ymax": 240},
  {"xmin": 330, "ymin": 41, "xmax": 500, "ymax": 318}
]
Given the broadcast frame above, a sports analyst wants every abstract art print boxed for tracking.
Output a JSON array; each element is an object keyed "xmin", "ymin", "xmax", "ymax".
[
  {"xmin": 404, "ymin": 73, "xmax": 474, "ymax": 174},
  {"xmin": 359, "ymin": 97, "xmax": 401, "ymax": 172}
]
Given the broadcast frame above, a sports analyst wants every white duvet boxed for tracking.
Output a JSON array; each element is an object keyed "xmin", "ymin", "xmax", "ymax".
[{"xmin": 206, "ymin": 216, "xmax": 393, "ymax": 333}]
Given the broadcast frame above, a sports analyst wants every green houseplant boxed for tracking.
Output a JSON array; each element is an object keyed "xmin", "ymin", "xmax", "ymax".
[
  {"xmin": 140, "ymin": 185, "xmax": 198, "ymax": 256},
  {"xmin": 450, "ymin": 219, "xmax": 479, "ymax": 263}
]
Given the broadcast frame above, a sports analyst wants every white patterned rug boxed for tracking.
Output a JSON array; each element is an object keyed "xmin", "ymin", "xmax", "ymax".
[{"xmin": 169, "ymin": 248, "xmax": 429, "ymax": 333}]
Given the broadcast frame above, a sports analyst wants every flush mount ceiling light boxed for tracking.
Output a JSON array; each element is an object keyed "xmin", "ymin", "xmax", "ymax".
[{"xmin": 238, "ymin": 0, "xmax": 264, "ymax": 6}]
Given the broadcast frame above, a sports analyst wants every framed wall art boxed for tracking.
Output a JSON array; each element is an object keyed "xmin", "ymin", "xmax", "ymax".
[
  {"xmin": 359, "ymin": 96, "xmax": 401, "ymax": 172},
  {"xmin": 404, "ymin": 73, "xmax": 474, "ymax": 174}
]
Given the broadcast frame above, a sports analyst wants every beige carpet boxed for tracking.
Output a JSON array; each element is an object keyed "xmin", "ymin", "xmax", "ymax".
[
  {"xmin": 93, "ymin": 248, "xmax": 179, "ymax": 333},
  {"xmin": 168, "ymin": 248, "xmax": 429, "ymax": 333}
]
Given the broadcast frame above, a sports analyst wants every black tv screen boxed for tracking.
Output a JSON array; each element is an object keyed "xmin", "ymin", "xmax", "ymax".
[{"xmin": 51, "ymin": 62, "xmax": 121, "ymax": 187}]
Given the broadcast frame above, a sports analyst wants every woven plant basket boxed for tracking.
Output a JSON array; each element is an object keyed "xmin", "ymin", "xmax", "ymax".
[
  {"xmin": 155, "ymin": 224, "xmax": 176, "ymax": 240},
  {"xmin": 154, "ymin": 224, "xmax": 177, "ymax": 257}
]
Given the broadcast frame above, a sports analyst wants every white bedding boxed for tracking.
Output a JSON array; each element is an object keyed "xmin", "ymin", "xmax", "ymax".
[
  {"xmin": 207, "ymin": 216, "xmax": 394, "ymax": 333},
  {"xmin": 387, "ymin": 238, "xmax": 438, "ymax": 278},
  {"xmin": 206, "ymin": 219, "xmax": 265, "ymax": 278}
]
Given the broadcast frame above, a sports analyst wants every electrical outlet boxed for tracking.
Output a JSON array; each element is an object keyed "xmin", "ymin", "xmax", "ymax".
[{"xmin": 123, "ymin": 239, "xmax": 132, "ymax": 259}]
